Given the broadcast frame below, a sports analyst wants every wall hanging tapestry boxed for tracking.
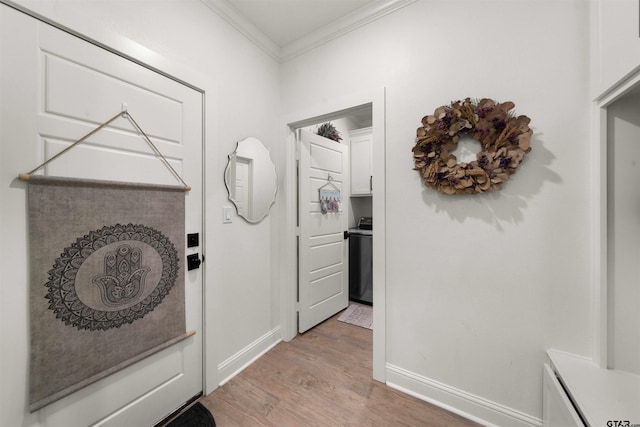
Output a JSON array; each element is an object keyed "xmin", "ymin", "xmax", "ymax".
[
  {"xmin": 21, "ymin": 110, "xmax": 193, "ymax": 411},
  {"xmin": 412, "ymin": 98, "xmax": 533, "ymax": 195},
  {"xmin": 26, "ymin": 175, "xmax": 188, "ymax": 411}
]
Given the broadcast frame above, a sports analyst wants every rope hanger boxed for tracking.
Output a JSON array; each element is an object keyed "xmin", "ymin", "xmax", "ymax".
[{"xmin": 18, "ymin": 109, "xmax": 191, "ymax": 191}]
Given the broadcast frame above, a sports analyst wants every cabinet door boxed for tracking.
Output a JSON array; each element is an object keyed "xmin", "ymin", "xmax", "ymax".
[
  {"xmin": 542, "ymin": 364, "xmax": 584, "ymax": 427},
  {"xmin": 350, "ymin": 128, "xmax": 373, "ymax": 196}
]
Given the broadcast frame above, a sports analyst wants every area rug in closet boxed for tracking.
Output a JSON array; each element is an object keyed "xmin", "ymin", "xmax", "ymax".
[{"xmin": 338, "ymin": 304, "xmax": 373, "ymax": 329}]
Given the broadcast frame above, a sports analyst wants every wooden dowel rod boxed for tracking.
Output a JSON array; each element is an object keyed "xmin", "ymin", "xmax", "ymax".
[
  {"xmin": 19, "ymin": 172, "xmax": 190, "ymax": 192},
  {"xmin": 186, "ymin": 330, "xmax": 196, "ymax": 338}
]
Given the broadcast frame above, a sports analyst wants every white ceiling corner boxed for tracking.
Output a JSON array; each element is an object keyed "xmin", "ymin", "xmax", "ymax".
[{"xmin": 200, "ymin": 0, "xmax": 416, "ymax": 63}]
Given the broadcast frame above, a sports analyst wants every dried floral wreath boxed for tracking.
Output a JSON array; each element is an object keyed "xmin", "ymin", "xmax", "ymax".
[{"xmin": 412, "ymin": 98, "xmax": 533, "ymax": 195}]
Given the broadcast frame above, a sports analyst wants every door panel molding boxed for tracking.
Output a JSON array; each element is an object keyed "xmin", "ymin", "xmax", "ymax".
[{"xmin": 297, "ymin": 130, "xmax": 349, "ymax": 333}]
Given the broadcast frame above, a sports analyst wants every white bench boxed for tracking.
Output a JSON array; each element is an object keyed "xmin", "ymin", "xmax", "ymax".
[{"xmin": 543, "ymin": 350, "xmax": 640, "ymax": 427}]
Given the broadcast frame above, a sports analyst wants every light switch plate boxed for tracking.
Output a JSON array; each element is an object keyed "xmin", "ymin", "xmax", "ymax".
[
  {"xmin": 187, "ymin": 233, "xmax": 199, "ymax": 247},
  {"xmin": 223, "ymin": 206, "xmax": 233, "ymax": 224}
]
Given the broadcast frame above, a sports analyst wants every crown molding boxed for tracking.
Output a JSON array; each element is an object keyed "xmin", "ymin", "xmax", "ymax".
[
  {"xmin": 280, "ymin": 0, "xmax": 416, "ymax": 62},
  {"xmin": 200, "ymin": 0, "xmax": 415, "ymax": 63},
  {"xmin": 200, "ymin": 0, "xmax": 281, "ymax": 62}
]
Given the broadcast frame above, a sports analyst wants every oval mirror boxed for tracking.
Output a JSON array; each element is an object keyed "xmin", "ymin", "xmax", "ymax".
[{"xmin": 224, "ymin": 137, "xmax": 278, "ymax": 223}]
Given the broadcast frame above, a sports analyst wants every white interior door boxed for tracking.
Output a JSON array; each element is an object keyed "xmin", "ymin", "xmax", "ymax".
[
  {"xmin": 1, "ymin": 7, "xmax": 203, "ymax": 426},
  {"xmin": 298, "ymin": 130, "xmax": 349, "ymax": 333},
  {"xmin": 235, "ymin": 159, "xmax": 251, "ymax": 217}
]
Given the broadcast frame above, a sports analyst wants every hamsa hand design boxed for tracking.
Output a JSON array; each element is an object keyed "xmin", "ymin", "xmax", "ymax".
[{"xmin": 92, "ymin": 244, "xmax": 151, "ymax": 307}]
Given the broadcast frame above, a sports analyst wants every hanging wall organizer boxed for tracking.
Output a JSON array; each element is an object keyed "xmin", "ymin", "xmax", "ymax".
[
  {"xmin": 319, "ymin": 174, "xmax": 342, "ymax": 213},
  {"xmin": 20, "ymin": 110, "xmax": 194, "ymax": 411}
]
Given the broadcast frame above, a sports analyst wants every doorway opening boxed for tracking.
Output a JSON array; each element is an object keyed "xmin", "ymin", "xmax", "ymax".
[
  {"xmin": 281, "ymin": 88, "xmax": 386, "ymax": 382},
  {"xmin": 604, "ymin": 82, "xmax": 640, "ymax": 375},
  {"xmin": 295, "ymin": 109, "xmax": 369, "ymax": 333}
]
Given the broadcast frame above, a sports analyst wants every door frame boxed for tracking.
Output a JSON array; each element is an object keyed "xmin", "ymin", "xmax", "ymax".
[
  {"xmin": 280, "ymin": 87, "xmax": 386, "ymax": 381},
  {"xmin": 592, "ymin": 69, "xmax": 640, "ymax": 369},
  {"xmin": 2, "ymin": 0, "xmax": 217, "ymax": 394}
]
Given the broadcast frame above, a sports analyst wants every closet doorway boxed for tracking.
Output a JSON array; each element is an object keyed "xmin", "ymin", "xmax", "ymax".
[
  {"xmin": 281, "ymin": 88, "xmax": 387, "ymax": 381},
  {"xmin": 604, "ymin": 82, "xmax": 640, "ymax": 374}
]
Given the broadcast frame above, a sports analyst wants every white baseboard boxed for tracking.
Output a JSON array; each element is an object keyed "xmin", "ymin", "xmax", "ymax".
[
  {"xmin": 217, "ymin": 326, "xmax": 281, "ymax": 386},
  {"xmin": 386, "ymin": 364, "xmax": 542, "ymax": 427}
]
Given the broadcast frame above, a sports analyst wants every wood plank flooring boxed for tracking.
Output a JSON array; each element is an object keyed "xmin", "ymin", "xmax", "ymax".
[{"xmin": 199, "ymin": 306, "xmax": 481, "ymax": 426}]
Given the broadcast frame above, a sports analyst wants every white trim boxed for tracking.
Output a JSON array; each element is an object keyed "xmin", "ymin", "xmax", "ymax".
[
  {"xmin": 279, "ymin": 130, "xmax": 299, "ymax": 343},
  {"xmin": 199, "ymin": 0, "xmax": 280, "ymax": 62},
  {"xmin": 280, "ymin": 87, "xmax": 386, "ymax": 382},
  {"xmin": 200, "ymin": 0, "xmax": 415, "ymax": 63},
  {"xmin": 592, "ymin": 97, "xmax": 608, "ymax": 369},
  {"xmin": 589, "ymin": 0, "xmax": 603, "ymax": 100},
  {"xmin": 279, "ymin": 0, "xmax": 416, "ymax": 63},
  {"xmin": 591, "ymin": 0, "xmax": 640, "ymax": 371},
  {"xmin": 371, "ymin": 89, "xmax": 387, "ymax": 382},
  {"xmin": 217, "ymin": 326, "xmax": 281, "ymax": 386},
  {"xmin": 595, "ymin": 71, "xmax": 640, "ymax": 105},
  {"xmin": 592, "ymin": 69, "xmax": 640, "ymax": 369},
  {"xmin": 386, "ymin": 364, "xmax": 542, "ymax": 427}
]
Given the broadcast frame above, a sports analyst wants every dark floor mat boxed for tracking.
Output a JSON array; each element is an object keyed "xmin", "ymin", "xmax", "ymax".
[{"xmin": 166, "ymin": 402, "xmax": 216, "ymax": 427}]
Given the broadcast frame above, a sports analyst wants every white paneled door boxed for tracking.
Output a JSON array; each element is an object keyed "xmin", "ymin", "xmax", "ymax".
[
  {"xmin": 1, "ymin": 6, "xmax": 203, "ymax": 426},
  {"xmin": 298, "ymin": 130, "xmax": 349, "ymax": 333}
]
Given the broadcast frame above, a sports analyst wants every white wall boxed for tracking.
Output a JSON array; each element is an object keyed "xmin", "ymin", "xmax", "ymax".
[
  {"xmin": 0, "ymin": 1, "xmax": 281, "ymax": 425},
  {"xmin": 590, "ymin": 0, "xmax": 640, "ymax": 98},
  {"xmin": 1, "ymin": 0, "xmax": 598, "ymax": 424},
  {"xmin": 281, "ymin": 0, "xmax": 591, "ymax": 423}
]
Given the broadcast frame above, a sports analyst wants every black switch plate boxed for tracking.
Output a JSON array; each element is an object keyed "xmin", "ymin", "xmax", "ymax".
[
  {"xmin": 187, "ymin": 253, "xmax": 201, "ymax": 270},
  {"xmin": 187, "ymin": 233, "xmax": 199, "ymax": 248}
]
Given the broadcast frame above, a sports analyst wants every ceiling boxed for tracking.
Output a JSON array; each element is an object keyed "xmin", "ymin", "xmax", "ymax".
[
  {"xmin": 201, "ymin": 0, "xmax": 415, "ymax": 62},
  {"xmin": 227, "ymin": 0, "xmax": 379, "ymax": 48}
]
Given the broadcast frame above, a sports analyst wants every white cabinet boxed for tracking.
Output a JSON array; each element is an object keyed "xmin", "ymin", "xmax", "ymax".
[
  {"xmin": 544, "ymin": 350, "xmax": 640, "ymax": 427},
  {"xmin": 542, "ymin": 364, "xmax": 583, "ymax": 427},
  {"xmin": 592, "ymin": 0, "xmax": 640, "ymax": 96},
  {"xmin": 349, "ymin": 127, "xmax": 372, "ymax": 196}
]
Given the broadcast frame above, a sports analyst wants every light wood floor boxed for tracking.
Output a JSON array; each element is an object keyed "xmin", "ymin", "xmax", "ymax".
[{"xmin": 199, "ymin": 305, "xmax": 481, "ymax": 426}]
